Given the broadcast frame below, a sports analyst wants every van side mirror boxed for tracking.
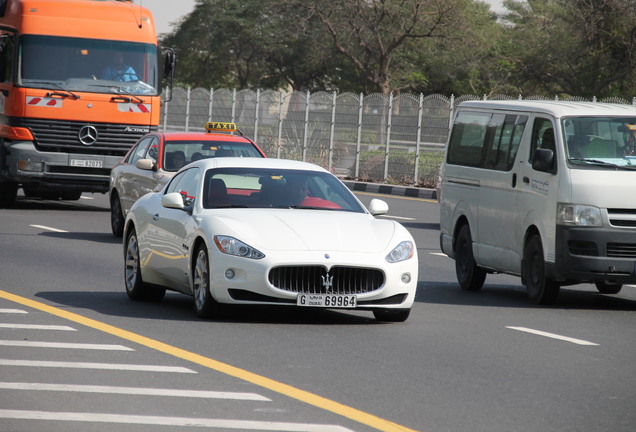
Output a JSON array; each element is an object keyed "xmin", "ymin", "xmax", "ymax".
[{"xmin": 532, "ymin": 148, "xmax": 556, "ymax": 174}]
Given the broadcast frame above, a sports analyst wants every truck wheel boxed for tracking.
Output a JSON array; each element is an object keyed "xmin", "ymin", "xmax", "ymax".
[
  {"xmin": 454, "ymin": 224, "xmax": 486, "ymax": 291},
  {"xmin": 0, "ymin": 182, "xmax": 18, "ymax": 208},
  {"xmin": 110, "ymin": 192, "xmax": 125, "ymax": 237},
  {"xmin": 595, "ymin": 282, "xmax": 622, "ymax": 294},
  {"xmin": 523, "ymin": 235, "xmax": 560, "ymax": 304}
]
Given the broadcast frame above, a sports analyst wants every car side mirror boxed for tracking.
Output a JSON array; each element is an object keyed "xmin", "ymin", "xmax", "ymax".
[
  {"xmin": 532, "ymin": 148, "xmax": 557, "ymax": 174},
  {"xmin": 136, "ymin": 159, "xmax": 154, "ymax": 171},
  {"xmin": 369, "ymin": 199, "xmax": 389, "ymax": 216},
  {"xmin": 161, "ymin": 192, "xmax": 185, "ymax": 210}
]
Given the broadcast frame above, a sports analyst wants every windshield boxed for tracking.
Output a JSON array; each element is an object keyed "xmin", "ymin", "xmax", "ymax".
[
  {"xmin": 563, "ymin": 116, "xmax": 636, "ymax": 168},
  {"xmin": 19, "ymin": 35, "xmax": 158, "ymax": 95},
  {"xmin": 202, "ymin": 168, "xmax": 366, "ymax": 212}
]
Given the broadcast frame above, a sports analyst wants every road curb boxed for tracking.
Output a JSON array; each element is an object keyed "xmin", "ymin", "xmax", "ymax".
[{"xmin": 342, "ymin": 180, "xmax": 437, "ymax": 201}]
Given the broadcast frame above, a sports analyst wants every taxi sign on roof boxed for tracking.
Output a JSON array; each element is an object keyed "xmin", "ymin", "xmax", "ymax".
[{"xmin": 205, "ymin": 122, "xmax": 237, "ymax": 132}]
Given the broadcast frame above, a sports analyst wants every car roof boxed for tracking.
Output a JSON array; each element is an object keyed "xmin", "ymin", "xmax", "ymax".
[
  {"xmin": 183, "ymin": 157, "xmax": 330, "ymax": 173},
  {"xmin": 458, "ymin": 100, "xmax": 636, "ymax": 118},
  {"xmin": 158, "ymin": 131, "xmax": 254, "ymax": 142}
]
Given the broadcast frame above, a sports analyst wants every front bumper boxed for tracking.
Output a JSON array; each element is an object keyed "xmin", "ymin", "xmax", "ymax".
[{"xmin": 554, "ymin": 225, "xmax": 636, "ymax": 283}]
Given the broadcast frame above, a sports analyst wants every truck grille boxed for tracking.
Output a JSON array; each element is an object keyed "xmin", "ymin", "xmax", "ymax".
[
  {"xmin": 17, "ymin": 118, "xmax": 155, "ymax": 156},
  {"xmin": 268, "ymin": 265, "xmax": 385, "ymax": 295}
]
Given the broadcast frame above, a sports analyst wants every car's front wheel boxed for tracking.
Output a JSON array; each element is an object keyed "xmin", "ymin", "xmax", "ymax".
[
  {"xmin": 124, "ymin": 229, "xmax": 165, "ymax": 301},
  {"xmin": 193, "ymin": 244, "xmax": 222, "ymax": 318},
  {"xmin": 111, "ymin": 192, "xmax": 125, "ymax": 237},
  {"xmin": 373, "ymin": 308, "xmax": 411, "ymax": 322}
]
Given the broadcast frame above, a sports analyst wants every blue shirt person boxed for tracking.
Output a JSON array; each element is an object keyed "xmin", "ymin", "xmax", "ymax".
[{"xmin": 101, "ymin": 52, "xmax": 138, "ymax": 81}]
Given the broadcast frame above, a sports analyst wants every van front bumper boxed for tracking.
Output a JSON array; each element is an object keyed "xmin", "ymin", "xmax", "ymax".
[{"xmin": 554, "ymin": 226, "xmax": 636, "ymax": 283}]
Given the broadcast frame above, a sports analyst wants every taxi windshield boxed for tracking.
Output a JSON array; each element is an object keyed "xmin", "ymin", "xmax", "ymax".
[
  {"xmin": 563, "ymin": 116, "xmax": 636, "ymax": 168},
  {"xmin": 19, "ymin": 35, "xmax": 159, "ymax": 95}
]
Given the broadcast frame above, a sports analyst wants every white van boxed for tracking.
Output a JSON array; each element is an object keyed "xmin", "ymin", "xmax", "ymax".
[{"xmin": 439, "ymin": 100, "xmax": 636, "ymax": 304}]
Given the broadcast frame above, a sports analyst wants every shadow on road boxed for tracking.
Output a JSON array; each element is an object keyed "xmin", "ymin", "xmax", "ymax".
[
  {"xmin": 35, "ymin": 290, "xmax": 381, "ymax": 325},
  {"xmin": 416, "ymin": 280, "xmax": 636, "ymax": 311}
]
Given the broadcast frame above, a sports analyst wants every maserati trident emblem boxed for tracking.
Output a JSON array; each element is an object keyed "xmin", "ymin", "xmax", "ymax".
[
  {"xmin": 321, "ymin": 272, "xmax": 333, "ymax": 292},
  {"xmin": 78, "ymin": 125, "xmax": 98, "ymax": 146}
]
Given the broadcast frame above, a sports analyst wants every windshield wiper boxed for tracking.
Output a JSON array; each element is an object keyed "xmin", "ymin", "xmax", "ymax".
[
  {"xmin": 569, "ymin": 158, "xmax": 636, "ymax": 170},
  {"xmin": 28, "ymin": 81, "xmax": 80, "ymax": 100},
  {"xmin": 92, "ymin": 85, "xmax": 144, "ymax": 104}
]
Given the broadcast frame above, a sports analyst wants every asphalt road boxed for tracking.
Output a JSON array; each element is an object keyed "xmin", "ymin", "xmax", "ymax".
[{"xmin": 1, "ymin": 191, "xmax": 635, "ymax": 432}]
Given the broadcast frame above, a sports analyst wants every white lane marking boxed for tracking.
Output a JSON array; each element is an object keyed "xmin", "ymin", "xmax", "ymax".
[
  {"xmin": 29, "ymin": 224, "xmax": 68, "ymax": 233},
  {"xmin": 506, "ymin": 326, "xmax": 599, "ymax": 346},
  {"xmin": 379, "ymin": 215, "xmax": 416, "ymax": 221},
  {"xmin": 0, "ymin": 382, "xmax": 270, "ymax": 401},
  {"xmin": 0, "ymin": 323, "xmax": 76, "ymax": 331},
  {"xmin": 0, "ymin": 340, "xmax": 132, "ymax": 350},
  {"xmin": 0, "ymin": 359, "xmax": 196, "ymax": 373},
  {"xmin": 0, "ymin": 410, "xmax": 354, "ymax": 431},
  {"xmin": 0, "ymin": 309, "xmax": 28, "ymax": 314},
  {"xmin": 79, "ymin": 196, "xmax": 92, "ymax": 200},
  {"xmin": 430, "ymin": 252, "xmax": 447, "ymax": 257}
]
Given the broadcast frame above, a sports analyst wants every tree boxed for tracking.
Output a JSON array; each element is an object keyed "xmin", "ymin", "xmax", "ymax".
[
  {"xmin": 283, "ymin": 0, "xmax": 468, "ymax": 95},
  {"xmin": 502, "ymin": 0, "xmax": 636, "ymax": 97}
]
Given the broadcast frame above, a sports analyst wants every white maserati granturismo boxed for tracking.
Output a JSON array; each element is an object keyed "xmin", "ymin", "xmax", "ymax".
[{"xmin": 123, "ymin": 157, "xmax": 418, "ymax": 322}]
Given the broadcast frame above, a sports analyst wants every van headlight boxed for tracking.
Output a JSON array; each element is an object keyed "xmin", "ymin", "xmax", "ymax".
[
  {"xmin": 386, "ymin": 241, "xmax": 414, "ymax": 263},
  {"xmin": 557, "ymin": 204, "xmax": 602, "ymax": 227}
]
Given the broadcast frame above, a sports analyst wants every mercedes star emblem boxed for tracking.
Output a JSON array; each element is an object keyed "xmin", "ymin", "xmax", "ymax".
[{"xmin": 78, "ymin": 125, "xmax": 98, "ymax": 146}]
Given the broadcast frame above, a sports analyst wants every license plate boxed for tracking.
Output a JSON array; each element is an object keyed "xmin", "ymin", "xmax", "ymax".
[
  {"xmin": 71, "ymin": 159, "xmax": 103, "ymax": 168},
  {"xmin": 297, "ymin": 294, "xmax": 357, "ymax": 308}
]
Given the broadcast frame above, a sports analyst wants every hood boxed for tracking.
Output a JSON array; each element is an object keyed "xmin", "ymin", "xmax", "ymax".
[
  {"xmin": 568, "ymin": 169, "xmax": 636, "ymax": 208},
  {"xmin": 202, "ymin": 209, "xmax": 398, "ymax": 253}
]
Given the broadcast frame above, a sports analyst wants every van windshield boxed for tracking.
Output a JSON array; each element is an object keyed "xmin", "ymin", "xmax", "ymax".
[
  {"xmin": 18, "ymin": 35, "xmax": 158, "ymax": 95},
  {"xmin": 563, "ymin": 116, "xmax": 636, "ymax": 167}
]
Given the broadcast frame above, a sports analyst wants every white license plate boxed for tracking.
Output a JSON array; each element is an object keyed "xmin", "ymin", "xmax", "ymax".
[
  {"xmin": 297, "ymin": 294, "xmax": 357, "ymax": 308},
  {"xmin": 71, "ymin": 159, "xmax": 103, "ymax": 168}
]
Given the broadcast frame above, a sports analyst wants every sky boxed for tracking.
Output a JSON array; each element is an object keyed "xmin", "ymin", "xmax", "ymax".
[{"xmin": 144, "ymin": 0, "xmax": 506, "ymax": 37}]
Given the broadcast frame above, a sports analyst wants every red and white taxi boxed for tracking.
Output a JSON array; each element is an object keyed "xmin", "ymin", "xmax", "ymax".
[{"xmin": 109, "ymin": 122, "xmax": 265, "ymax": 236}]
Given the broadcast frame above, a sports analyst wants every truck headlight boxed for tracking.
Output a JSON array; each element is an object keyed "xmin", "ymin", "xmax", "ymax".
[{"xmin": 557, "ymin": 204, "xmax": 602, "ymax": 227}]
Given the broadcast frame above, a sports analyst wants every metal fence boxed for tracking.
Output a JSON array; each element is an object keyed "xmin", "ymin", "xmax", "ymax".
[{"xmin": 160, "ymin": 88, "xmax": 636, "ymax": 187}]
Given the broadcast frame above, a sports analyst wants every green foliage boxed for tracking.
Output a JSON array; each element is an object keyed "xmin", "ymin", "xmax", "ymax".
[
  {"xmin": 358, "ymin": 149, "xmax": 444, "ymax": 187},
  {"xmin": 161, "ymin": 0, "xmax": 636, "ymax": 99}
]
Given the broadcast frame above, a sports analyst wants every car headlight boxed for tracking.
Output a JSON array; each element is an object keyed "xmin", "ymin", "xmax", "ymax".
[
  {"xmin": 557, "ymin": 203, "xmax": 602, "ymax": 227},
  {"xmin": 386, "ymin": 241, "xmax": 414, "ymax": 263},
  {"xmin": 214, "ymin": 236, "xmax": 265, "ymax": 259}
]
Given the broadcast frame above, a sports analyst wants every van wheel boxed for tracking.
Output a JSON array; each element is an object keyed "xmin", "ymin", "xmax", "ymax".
[
  {"xmin": 454, "ymin": 224, "xmax": 486, "ymax": 291},
  {"xmin": 523, "ymin": 235, "xmax": 560, "ymax": 304},
  {"xmin": 595, "ymin": 281, "xmax": 622, "ymax": 294}
]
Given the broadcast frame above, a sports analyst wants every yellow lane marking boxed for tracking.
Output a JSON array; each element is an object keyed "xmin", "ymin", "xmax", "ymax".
[{"xmin": 0, "ymin": 290, "xmax": 419, "ymax": 432}]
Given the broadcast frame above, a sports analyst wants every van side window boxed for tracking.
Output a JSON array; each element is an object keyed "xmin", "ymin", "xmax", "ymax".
[
  {"xmin": 484, "ymin": 114, "xmax": 528, "ymax": 171},
  {"xmin": 446, "ymin": 111, "xmax": 490, "ymax": 167},
  {"xmin": 529, "ymin": 118, "xmax": 556, "ymax": 165}
]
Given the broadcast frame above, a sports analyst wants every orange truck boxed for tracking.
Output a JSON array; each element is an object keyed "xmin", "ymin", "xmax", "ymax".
[{"xmin": 0, "ymin": 0, "xmax": 175, "ymax": 206}]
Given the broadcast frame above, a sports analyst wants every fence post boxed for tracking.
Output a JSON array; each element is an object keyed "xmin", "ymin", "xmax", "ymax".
[
  {"xmin": 414, "ymin": 93, "xmax": 423, "ymax": 185},
  {"xmin": 383, "ymin": 93, "xmax": 393, "ymax": 182},
  {"xmin": 277, "ymin": 92, "xmax": 284, "ymax": 159},
  {"xmin": 328, "ymin": 91, "xmax": 336, "ymax": 172},
  {"xmin": 231, "ymin": 88, "xmax": 237, "ymax": 124},
  {"xmin": 302, "ymin": 90, "xmax": 310, "ymax": 162},
  {"xmin": 254, "ymin": 89, "xmax": 260, "ymax": 142},
  {"xmin": 355, "ymin": 93, "xmax": 363, "ymax": 180},
  {"xmin": 184, "ymin": 87, "xmax": 191, "ymax": 132},
  {"xmin": 448, "ymin": 94, "xmax": 455, "ymax": 138},
  {"xmin": 207, "ymin": 88, "xmax": 214, "ymax": 122},
  {"xmin": 162, "ymin": 90, "xmax": 169, "ymax": 133}
]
